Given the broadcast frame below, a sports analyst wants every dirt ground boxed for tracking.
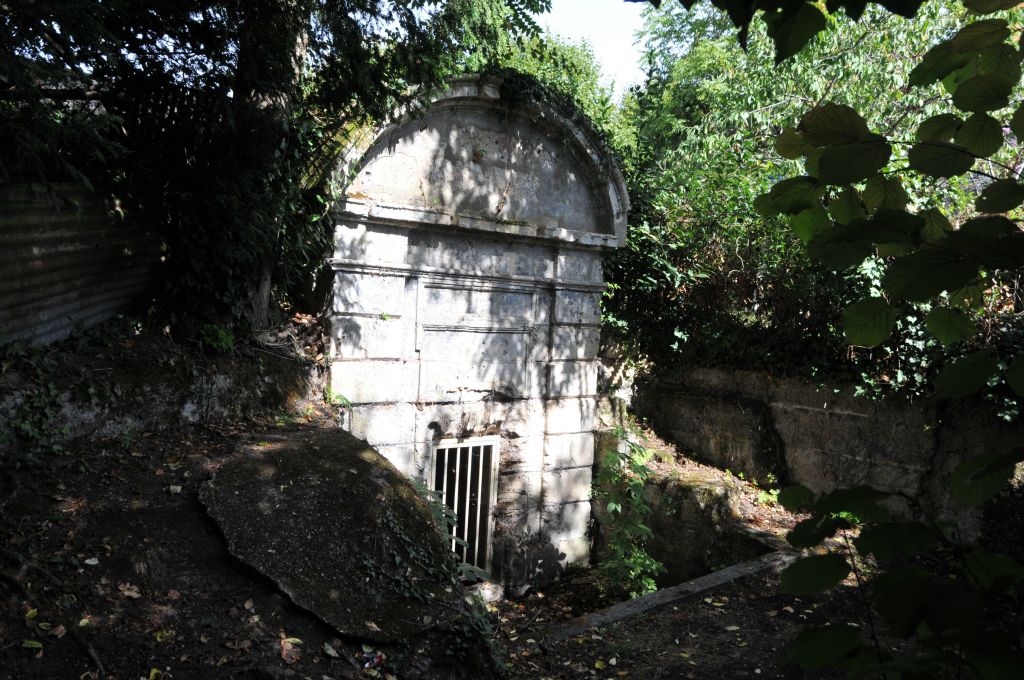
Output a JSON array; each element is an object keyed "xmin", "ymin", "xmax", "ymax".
[
  {"xmin": 492, "ymin": 427, "xmax": 856, "ymax": 680},
  {"xmin": 0, "ymin": 414, "xmax": 865, "ymax": 680}
]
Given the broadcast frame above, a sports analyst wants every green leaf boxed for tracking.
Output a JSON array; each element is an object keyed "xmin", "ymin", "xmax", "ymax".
[
  {"xmin": 916, "ymin": 113, "xmax": 962, "ymax": 142},
  {"xmin": 976, "ymin": 179, "xmax": 1024, "ymax": 213},
  {"xmin": 963, "ymin": 644, "xmax": 1024, "ymax": 680},
  {"xmin": 22, "ymin": 639, "xmax": 43, "ymax": 649},
  {"xmin": 778, "ymin": 484, "xmax": 815, "ymax": 512},
  {"xmin": 921, "ymin": 208, "xmax": 954, "ymax": 242},
  {"xmin": 883, "ymin": 248, "xmax": 980, "ymax": 301},
  {"xmin": 854, "ymin": 522, "xmax": 937, "ymax": 561},
  {"xmin": 763, "ymin": 3, "xmax": 828, "ymax": 63},
  {"xmin": 1008, "ymin": 354, "xmax": 1024, "ymax": 396},
  {"xmin": 948, "ymin": 216, "xmax": 1024, "ymax": 268},
  {"xmin": 1011, "ymin": 102, "xmax": 1024, "ymax": 140},
  {"xmin": 934, "ymin": 351, "xmax": 998, "ymax": 399},
  {"xmin": 786, "ymin": 625, "xmax": 865, "ymax": 670},
  {"xmin": 787, "ymin": 516, "xmax": 851, "ymax": 549},
  {"xmin": 963, "ymin": 0, "xmax": 1020, "ymax": 14},
  {"xmin": 862, "ymin": 174, "xmax": 909, "ymax": 212},
  {"xmin": 798, "ymin": 103, "xmax": 873, "ymax": 146},
  {"xmin": 775, "ymin": 126, "xmax": 812, "ymax": 159},
  {"xmin": 910, "ymin": 41, "xmax": 974, "ymax": 87},
  {"xmin": 790, "ymin": 205, "xmax": 832, "ymax": 242},
  {"xmin": 843, "ymin": 297, "xmax": 898, "ymax": 347},
  {"xmin": 949, "ymin": 19, "xmax": 1011, "ymax": 52},
  {"xmin": 828, "ymin": 187, "xmax": 867, "ymax": 224},
  {"xmin": 952, "ymin": 74, "xmax": 1014, "ymax": 112},
  {"xmin": 817, "ymin": 140, "xmax": 892, "ymax": 185},
  {"xmin": 756, "ymin": 176, "xmax": 821, "ymax": 216},
  {"xmin": 954, "ymin": 113, "xmax": 1003, "ymax": 156},
  {"xmin": 951, "ymin": 449, "xmax": 1024, "ymax": 506},
  {"xmin": 925, "ymin": 307, "xmax": 977, "ymax": 345},
  {"xmin": 964, "ymin": 546, "xmax": 1024, "ymax": 591},
  {"xmin": 908, "ymin": 141, "xmax": 975, "ymax": 177},
  {"xmin": 779, "ymin": 554, "xmax": 850, "ymax": 594},
  {"xmin": 807, "ymin": 231, "xmax": 873, "ymax": 270},
  {"xmin": 814, "ymin": 486, "xmax": 892, "ymax": 523},
  {"xmin": 870, "ymin": 567, "xmax": 934, "ymax": 637}
]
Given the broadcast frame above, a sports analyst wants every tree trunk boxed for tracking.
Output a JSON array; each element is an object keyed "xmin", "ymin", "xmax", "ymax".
[{"xmin": 232, "ymin": 0, "xmax": 309, "ymax": 332}]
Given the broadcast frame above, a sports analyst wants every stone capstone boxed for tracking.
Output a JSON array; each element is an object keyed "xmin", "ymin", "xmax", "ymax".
[{"xmin": 200, "ymin": 428, "xmax": 465, "ymax": 642}]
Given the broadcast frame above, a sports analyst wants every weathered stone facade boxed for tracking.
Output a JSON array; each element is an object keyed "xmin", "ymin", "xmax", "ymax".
[{"xmin": 328, "ymin": 75, "xmax": 628, "ymax": 588}]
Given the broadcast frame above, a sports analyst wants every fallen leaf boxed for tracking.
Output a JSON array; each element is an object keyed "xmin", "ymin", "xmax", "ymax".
[
  {"xmin": 118, "ymin": 582, "xmax": 141, "ymax": 599},
  {"xmin": 595, "ymin": 660, "xmax": 606, "ymax": 669},
  {"xmin": 84, "ymin": 558, "xmax": 99, "ymax": 566},
  {"xmin": 365, "ymin": 621, "xmax": 381, "ymax": 632},
  {"xmin": 280, "ymin": 637, "xmax": 301, "ymax": 664},
  {"xmin": 323, "ymin": 642, "xmax": 339, "ymax": 658}
]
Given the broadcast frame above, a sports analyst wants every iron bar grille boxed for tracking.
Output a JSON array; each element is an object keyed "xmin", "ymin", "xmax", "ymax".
[{"xmin": 430, "ymin": 438, "xmax": 499, "ymax": 571}]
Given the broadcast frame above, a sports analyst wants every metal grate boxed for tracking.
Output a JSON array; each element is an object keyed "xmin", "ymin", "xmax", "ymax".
[{"xmin": 430, "ymin": 437, "xmax": 500, "ymax": 572}]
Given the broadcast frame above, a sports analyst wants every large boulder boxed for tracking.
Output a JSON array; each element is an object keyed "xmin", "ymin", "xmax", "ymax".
[{"xmin": 200, "ymin": 428, "xmax": 465, "ymax": 642}]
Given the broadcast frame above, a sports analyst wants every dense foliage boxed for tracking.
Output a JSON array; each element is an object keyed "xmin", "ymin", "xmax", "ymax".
[
  {"xmin": 604, "ymin": 2, "xmax": 1021, "ymax": 403},
  {"xmin": 2, "ymin": 0, "xmax": 551, "ymax": 333},
  {"xmin": 629, "ymin": 0, "xmax": 1024, "ymax": 676}
]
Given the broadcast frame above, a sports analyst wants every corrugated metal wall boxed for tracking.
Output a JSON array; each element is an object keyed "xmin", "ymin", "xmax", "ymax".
[{"xmin": 0, "ymin": 183, "xmax": 159, "ymax": 345}]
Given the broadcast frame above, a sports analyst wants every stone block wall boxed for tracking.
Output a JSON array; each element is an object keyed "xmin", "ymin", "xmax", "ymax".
[
  {"xmin": 634, "ymin": 367, "xmax": 1024, "ymax": 535},
  {"xmin": 327, "ymin": 74, "xmax": 629, "ymax": 589}
]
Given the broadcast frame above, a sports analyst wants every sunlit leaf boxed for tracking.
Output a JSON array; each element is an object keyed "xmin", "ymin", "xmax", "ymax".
[
  {"xmin": 790, "ymin": 205, "xmax": 833, "ymax": 242},
  {"xmin": 954, "ymin": 113, "xmax": 1003, "ymax": 156},
  {"xmin": 828, "ymin": 187, "xmax": 867, "ymax": 224},
  {"xmin": 863, "ymin": 174, "xmax": 909, "ymax": 211},
  {"xmin": 921, "ymin": 208, "xmax": 954, "ymax": 242},
  {"xmin": 775, "ymin": 126, "xmax": 812, "ymax": 159},
  {"xmin": 952, "ymin": 74, "xmax": 1013, "ymax": 112},
  {"xmin": 798, "ymin": 103, "xmax": 874, "ymax": 146},
  {"xmin": 916, "ymin": 113, "xmax": 962, "ymax": 142}
]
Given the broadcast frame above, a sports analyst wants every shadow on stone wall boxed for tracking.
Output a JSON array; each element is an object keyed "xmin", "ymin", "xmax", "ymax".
[{"xmin": 633, "ymin": 366, "xmax": 1024, "ymax": 537}]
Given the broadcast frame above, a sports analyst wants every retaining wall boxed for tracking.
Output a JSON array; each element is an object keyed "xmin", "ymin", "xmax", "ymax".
[{"xmin": 634, "ymin": 367, "xmax": 1024, "ymax": 533}]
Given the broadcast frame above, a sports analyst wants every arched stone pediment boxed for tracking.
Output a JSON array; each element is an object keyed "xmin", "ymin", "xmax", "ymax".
[{"xmin": 337, "ymin": 73, "xmax": 628, "ymax": 248}]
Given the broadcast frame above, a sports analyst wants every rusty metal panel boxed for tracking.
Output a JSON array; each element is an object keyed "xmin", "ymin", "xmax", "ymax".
[{"xmin": 0, "ymin": 183, "xmax": 160, "ymax": 345}]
